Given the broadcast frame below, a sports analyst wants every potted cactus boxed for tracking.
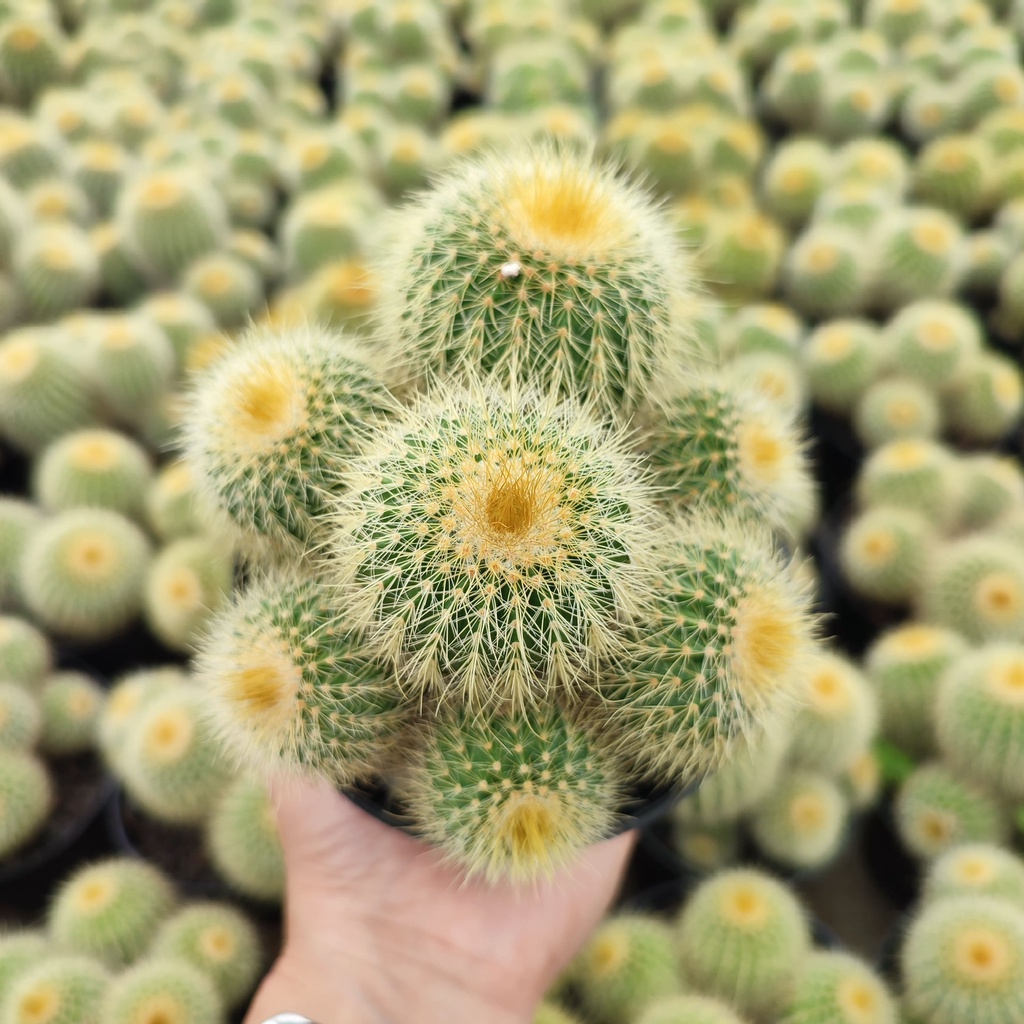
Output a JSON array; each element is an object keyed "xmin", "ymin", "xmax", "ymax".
[{"xmin": 185, "ymin": 145, "xmax": 820, "ymax": 883}]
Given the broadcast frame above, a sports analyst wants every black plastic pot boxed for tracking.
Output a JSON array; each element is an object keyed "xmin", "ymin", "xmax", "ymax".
[{"xmin": 0, "ymin": 753, "xmax": 117, "ymax": 915}]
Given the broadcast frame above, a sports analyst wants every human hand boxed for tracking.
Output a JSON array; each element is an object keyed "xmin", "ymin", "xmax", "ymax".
[{"xmin": 243, "ymin": 775, "xmax": 636, "ymax": 1024}]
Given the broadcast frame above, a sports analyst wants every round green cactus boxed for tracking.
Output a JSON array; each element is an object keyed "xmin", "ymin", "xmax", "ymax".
[
  {"xmin": 84, "ymin": 313, "xmax": 176, "ymax": 428},
  {"xmin": 199, "ymin": 570, "xmax": 407, "ymax": 783},
  {"xmin": 279, "ymin": 183, "xmax": 375, "ymax": 281},
  {"xmin": 119, "ymin": 684, "xmax": 231, "ymax": 825},
  {"xmin": 936, "ymin": 644, "xmax": 1024, "ymax": 802},
  {"xmin": 0, "ymin": 954, "xmax": 110, "ymax": 1024},
  {"xmin": 701, "ymin": 210, "xmax": 786, "ymax": 303},
  {"xmin": 635, "ymin": 994, "xmax": 750, "ymax": 1024},
  {"xmin": 0, "ymin": 615, "xmax": 51, "ymax": 687},
  {"xmin": 762, "ymin": 45, "xmax": 827, "ymax": 130},
  {"xmin": 38, "ymin": 671, "xmax": 103, "ymax": 757},
  {"xmin": 783, "ymin": 223, "xmax": 868, "ymax": 319},
  {"xmin": 884, "ymin": 299, "xmax": 982, "ymax": 390},
  {"xmin": 116, "ymin": 168, "xmax": 228, "ymax": 282},
  {"xmin": 801, "ymin": 319, "xmax": 885, "ymax": 416},
  {"xmin": 720, "ymin": 304, "xmax": 804, "ymax": 361},
  {"xmin": 331, "ymin": 376, "xmax": 661, "ymax": 708},
  {"xmin": 0, "ymin": 748, "xmax": 51, "ymax": 859},
  {"xmin": 405, "ymin": 703, "xmax": 620, "ymax": 882},
  {"xmin": 902, "ymin": 896, "xmax": 1024, "ymax": 1024},
  {"xmin": 142, "ymin": 537, "xmax": 233, "ymax": 654},
  {"xmin": 894, "ymin": 761, "xmax": 1008, "ymax": 861},
  {"xmin": 32, "ymin": 429, "xmax": 153, "ymax": 521},
  {"xmin": 777, "ymin": 950, "xmax": 897, "ymax": 1024},
  {"xmin": 865, "ymin": 624, "xmax": 969, "ymax": 758},
  {"xmin": 150, "ymin": 902, "xmax": 262, "ymax": 1009},
  {"xmin": 814, "ymin": 181, "xmax": 894, "ymax": 232},
  {"xmin": 839, "ymin": 505, "xmax": 934, "ymax": 606},
  {"xmin": 642, "ymin": 374, "xmax": 813, "ymax": 542},
  {"xmin": 99, "ymin": 956, "xmax": 222, "ymax": 1024},
  {"xmin": 0, "ymin": 499, "xmax": 40, "ymax": 610},
  {"xmin": 912, "ymin": 134, "xmax": 994, "ymax": 220},
  {"xmin": 96, "ymin": 667, "xmax": 187, "ymax": 774},
  {"xmin": 760, "ymin": 138, "xmax": 833, "ymax": 229},
  {"xmin": 960, "ymin": 230, "xmax": 1012, "ymax": 296},
  {"xmin": 144, "ymin": 460, "xmax": 204, "ymax": 543},
  {"xmin": 943, "ymin": 351, "xmax": 1023, "ymax": 445},
  {"xmin": 90, "ymin": 221, "xmax": 149, "ymax": 306},
  {"xmin": 676, "ymin": 867, "xmax": 811, "ymax": 1021},
  {"xmin": 856, "ymin": 438, "xmax": 958, "ymax": 530},
  {"xmin": 47, "ymin": 858, "xmax": 177, "ymax": 969},
  {"xmin": 674, "ymin": 725, "xmax": 788, "ymax": 826},
  {"xmin": 900, "ymin": 79, "xmax": 960, "ymax": 145},
  {"xmin": 955, "ymin": 456, "xmax": 1024, "ymax": 532},
  {"xmin": 853, "ymin": 377, "xmax": 941, "ymax": 451},
  {"xmin": 0, "ymin": 682, "xmax": 41, "ymax": 750},
  {"xmin": 918, "ymin": 535, "xmax": 1024, "ymax": 644},
  {"xmin": 814, "ymin": 72, "xmax": 890, "ymax": 144},
  {"xmin": 749, "ymin": 770, "xmax": 850, "ymax": 872},
  {"xmin": 0, "ymin": 931, "xmax": 49, "ymax": 1000},
  {"xmin": 574, "ymin": 913, "xmax": 684, "ymax": 1024},
  {"xmin": 923, "ymin": 844, "xmax": 1024, "ymax": 909},
  {"xmin": 787, "ymin": 652, "xmax": 878, "ymax": 774},
  {"xmin": 19, "ymin": 508, "xmax": 152, "ymax": 642},
  {"xmin": 603, "ymin": 514, "xmax": 818, "ymax": 783},
  {"xmin": 182, "ymin": 251, "xmax": 264, "ymax": 329},
  {"xmin": 68, "ymin": 139, "xmax": 131, "ymax": 220},
  {"xmin": 840, "ymin": 746, "xmax": 883, "ymax": 811},
  {"xmin": 205, "ymin": 774, "xmax": 284, "ymax": 903},
  {"xmin": 183, "ymin": 322, "xmax": 394, "ymax": 555},
  {"xmin": 12, "ymin": 221, "xmax": 100, "ymax": 321},
  {"xmin": 138, "ymin": 291, "xmax": 218, "ymax": 371},
  {"xmin": 377, "ymin": 143, "xmax": 700, "ymax": 420},
  {"xmin": 0, "ymin": 329, "xmax": 97, "ymax": 456}
]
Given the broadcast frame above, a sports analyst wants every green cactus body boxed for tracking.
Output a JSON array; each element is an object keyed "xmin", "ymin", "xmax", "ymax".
[
  {"xmin": 199, "ymin": 571, "xmax": 408, "ymax": 782},
  {"xmin": 788, "ymin": 653, "xmax": 878, "ymax": 774},
  {"xmin": 778, "ymin": 950, "xmax": 898, "ymax": 1024},
  {"xmin": 228, "ymin": 229, "xmax": 280, "ymax": 284},
  {"xmin": 912, "ymin": 134, "xmax": 994, "ymax": 220},
  {"xmin": 676, "ymin": 868, "xmax": 811, "ymax": 1020},
  {"xmin": 116, "ymin": 169, "xmax": 228, "ymax": 282},
  {"xmin": 279, "ymin": 184, "xmax": 373, "ymax": 281},
  {"xmin": 636, "ymin": 993, "xmax": 751, "ymax": 1024},
  {"xmin": 99, "ymin": 956, "xmax": 222, "ymax": 1024},
  {"xmin": 885, "ymin": 300, "xmax": 982, "ymax": 390},
  {"xmin": 0, "ymin": 931, "xmax": 49, "ymax": 999},
  {"xmin": 957, "ymin": 61, "xmax": 1024, "ymax": 129},
  {"xmin": 673, "ymin": 819, "xmax": 742, "ymax": 874},
  {"xmin": 936, "ymin": 644, "xmax": 1024, "ymax": 802},
  {"xmin": 869, "ymin": 207, "xmax": 964, "ymax": 313},
  {"xmin": 85, "ymin": 314, "xmax": 176, "ymax": 428},
  {"xmin": 839, "ymin": 505, "xmax": 934, "ymax": 606},
  {"xmin": 0, "ymin": 615, "xmax": 51, "ymax": 686},
  {"xmin": 377, "ymin": 144, "xmax": 699, "ymax": 421},
  {"xmin": 900, "ymin": 79, "xmax": 960, "ymax": 146},
  {"xmin": 26, "ymin": 178, "xmax": 90, "ymax": 227},
  {"xmin": 0, "ymin": 748, "xmax": 51, "ymax": 858},
  {"xmin": 13, "ymin": 221, "xmax": 99, "ymax": 321},
  {"xmin": 856, "ymin": 439, "xmax": 958, "ymax": 529},
  {"xmin": 675, "ymin": 726, "xmax": 788, "ymax": 826},
  {"xmin": 0, "ymin": 682, "xmax": 41, "ymax": 749},
  {"xmin": 32, "ymin": 429, "xmax": 153, "ymax": 520},
  {"xmin": 865, "ymin": 624, "xmax": 968, "ymax": 758},
  {"xmin": 721, "ymin": 304, "xmax": 804, "ymax": 361},
  {"xmin": 182, "ymin": 251, "xmax": 263, "ymax": 329},
  {"xmin": 183, "ymin": 322, "xmax": 393, "ymax": 554},
  {"xmin": 68, "ymin": 140, "xmax": 130, "ymax": 220},
  {"xmin": 643, "ymin": 376, "xmax": 813, "ymax": 541},
  {"xmin": 38, "ymin": 671, "xmax": 102, "ymax": 757},
  {"xmin": 0, "ymin": 114, "xmax": 61, "ymax": 190},
  {"xmin": 761, "ymin": 138, "xmax": 833, "ymax": 229},
  {"xmin": 840, "ymin": 746, "xmax": 883, "ymax": 811},
  {"xmin": 749, "ymin": 770, "xmax": 850, "ymax": 872},
  {"xmin": 150, "ymin": 902, "xmax": 262, "ymax": 1009},
  {"xmin": 923, "ymin": 844, "xmax": 1024, "ymax": 909},
  {"xmin": 143, "ymin": 537, "xmax": 233, "ymax": 654},
  {"xmin": 955, "ymin": 456, "xmax": 1024, "ymax": 531},
  {"xmin": 139, "ymin": 291, "xmax": 217, "ymax": 371},
  {"xmin": 814, "ymin": 182, "xmax": 894, "ymax": 232},
  {"xmin": 331, "ymin": 378, "xmax": 659, "ymax": 708},
  {"xmin": 902, "ymin": 896, "xmax": 1024, "ymax": 1024},
  {"xmin": 702, "ymin": 210, "xmax": 785, "ymax": 303},
  {"xmin": 865, "ymin": 0, "xmax": 938, "ymax": 46},
  {"xmin": 801, "ymin": 319, "xmax": 885, "ymax": 416},
  {"xmin": 853, "ymin": 377, "xmax": 941, "ymax": 450},
  {"xmin": 573, "ymin": 913, "xmax": 683, "ymax": 1023},
  {"xmin": 943, "ymin": 351, "xmax": 1023, "ymax": 444},
  {"xmin": 604, "ymin": 515, "xmax": 817, "ymax": 784},
  {"xmin": 993, "ymin": 251, "xmax": 1024, "ymax": 339},
  {"xmin": 762, "ymin": 45, "xmax": 827, "ymax": 130},
  {"xmin": 534, "ymin": 1001, "xmax": 583, "ymax": 1024},
  {"xmin": 90, "ymin": 221, "xmax": 149, "ymax": 306},
  {"xmin": 919, "ymin": 535, "xmax": 1024, "ymax": 644},
  {"xmin": 119, "ymin": 684, "xmax": 230, "ymax": 825},
  {"xmin": 979, "ymin": 107, "xmax": 1024, "ymax": 158},
  {"xmin": 144, "ymin": 460, "xmax": 203, "ymax": 543},
  {"xmin": 47, "ymin": 858, "xmax": 177, "ymax": 969},
  {"xmin": 833, "ymin": 135, "xmax": 910, "ymax": 197},
  {"xmin": 0, "ymin": 329, "xmax": 96, "ymax": 455},
  {"xmin": 814, "ymin": 72, "xmax": 890, "ymax": 144},
  {"xmin": 97, "ymin": 667, "xmax": 187, "ymax": 774},
  {"xmin": 406, "ymin": 703, "xmax": 619, "ymax": 882},
  {"xmin": 894, "ymin": 761, "xmax": 1008, "ymax": 860},
  {"xmin": 783, "ymin": 224, "xmax": 868, "ymax": 318},
  {"xmin": 205, "ymin": 774, "xmax": 283, "ymax": 902},
  {"xmin": 0, "ymin": 955, "xmax": 110, "ymax": 1024},
  {"xmin": 19, "ymin": 508, "xmax": 152, "ymax": 642}
]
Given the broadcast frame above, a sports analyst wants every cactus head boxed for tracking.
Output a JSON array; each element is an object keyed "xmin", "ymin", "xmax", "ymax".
[
  {"xmin": 0, "ymin": 682, "xmax": 41, "ymax": 750},
  {"xmin": 0, "ymin": 614, "xmax": 51, "ymax": 686},
  {"xmin": 778, "ymin": 950, "xmax": 897, "ymax": 1024},
  {"xmin": 0, "ymin": 748, "xmax": 51, "ymax": 859},
  {"xmin": 1, "ymin": 954, "xmax": 110, "ymax": 1024},
  {"xmin": 99, "ymin": 956, "xmax": 222, "ymax": 1024},
  {"xmin": 38, "ymin": 672, "xmax": 103, "ymax": 757},
  {"xmin": 924, "ymin": 844, "xmax": 1024, "ymax": 909}
]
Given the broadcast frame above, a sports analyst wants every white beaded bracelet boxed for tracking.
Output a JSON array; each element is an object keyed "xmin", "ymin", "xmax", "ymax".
[{"xmin": 259, "ymin": 1015, "xmax": 319, "ymax": 1024}]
